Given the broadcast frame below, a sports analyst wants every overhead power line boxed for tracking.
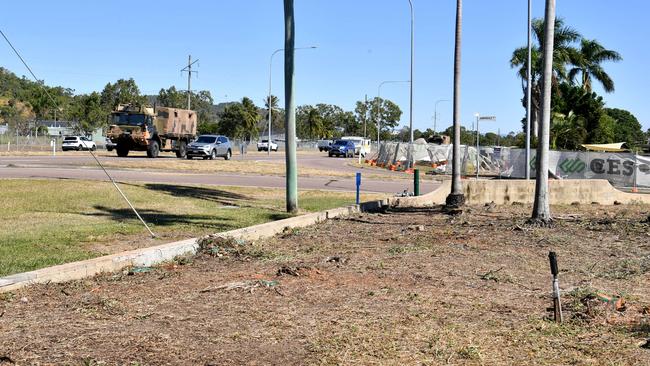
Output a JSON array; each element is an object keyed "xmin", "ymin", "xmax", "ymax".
[
  {"xmin": 0, "ymin": 28, "xmax": 156, "ymax": 238},
  {"xmin": 0, "ymin": 29, "xmax": 59, "ymax": 107}
]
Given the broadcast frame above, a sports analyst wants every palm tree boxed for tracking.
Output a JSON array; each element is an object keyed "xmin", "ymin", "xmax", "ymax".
[
  {"xmin": 446, "ymin": 0, "xmax": 465, "ymax": 209},
  {"xmin": 530, "ymin": 0, "xmax": 556, "ymax": 225},
  {"xmin": 264, "ymin": 95, "xmax": 279, "ymax": 110},
  {"xmin": 568, "ymin": 38, "xmax": 622, "ymax": 93},
  {"xmin": 511, "ymin": 18, "xmax": 580, "ymax": 137},
  {"xmin": 306, "ymin": 107, "xmax": 324, "ymax": 139},
  {"xmin": 240, "ymin": 97, "xmax": 259, "ymax": 141},
  {"xmin": 550, "ymin": 111, "xmax": 587, "ymax": 150}
]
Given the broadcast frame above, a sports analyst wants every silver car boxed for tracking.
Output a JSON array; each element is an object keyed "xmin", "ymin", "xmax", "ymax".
[{"xmin": 186, "ymin": 135, "xmax": 232, "ymax": 160}]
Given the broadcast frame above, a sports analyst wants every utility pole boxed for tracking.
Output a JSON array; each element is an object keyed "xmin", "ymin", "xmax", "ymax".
[
  {"xmin": 284, "ymin": 0, "xmax": 298, "ymax": 213},
  {"xmin": 181, "ymin": 55, "xmax": 199, "ymax": 110}
]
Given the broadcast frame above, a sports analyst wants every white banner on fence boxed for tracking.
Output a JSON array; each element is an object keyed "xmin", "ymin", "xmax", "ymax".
[
  {"xmin": 504, "ymin": 149, "xmax": 650, "ymax": 188},
  {"xmin": 374, "ymin": 142, "xmax": 650, "ymax": 188}
]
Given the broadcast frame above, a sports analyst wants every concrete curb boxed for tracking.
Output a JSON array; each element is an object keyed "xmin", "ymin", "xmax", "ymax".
[{"xmin": 0, "ymin": 201, "xmax": 384, "ymax": 293}]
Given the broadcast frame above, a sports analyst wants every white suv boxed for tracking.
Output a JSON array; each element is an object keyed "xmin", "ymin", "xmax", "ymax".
[
  {"xmin": 62, "ymin": 136, "xmax": 97, "ymax": 151},
  {"xmin": 257, "ymin": 139, "xmax": 278, "ymax": 152}
]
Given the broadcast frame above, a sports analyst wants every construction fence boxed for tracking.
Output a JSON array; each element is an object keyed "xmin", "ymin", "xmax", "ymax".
[{"xmin": 371, "ymin": 142, "xmax": 650, "ymax": 189}]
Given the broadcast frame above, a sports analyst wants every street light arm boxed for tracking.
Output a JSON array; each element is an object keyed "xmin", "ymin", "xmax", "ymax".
[
  {"xmin": 433, "ymin": 99, "xmax": 450, "ymax": 133},
  {"xmin": 267, "ymin": 46, "xmax": 318, "ymax": 155},
  {"xmin": 376, "ymin": 79, "xmax": 410, "ymax": 149}
]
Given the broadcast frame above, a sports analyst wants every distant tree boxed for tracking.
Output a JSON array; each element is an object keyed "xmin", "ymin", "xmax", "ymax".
[
  {"xmin": 604, "ymin": 108, "xmax": 644, "ymax": 147},
  {"xmin": 337, "ymin": 111, "xmax": 359, "ymax": 136},
  {"xmin": 443, "ymin": 125, "xmax": 475, "ymax": 146},
  {"xmin": 240, "ymin": 97, "xmax": 259, "ymax": 141},
  {"xmin": 359, "ymin": 97, "xmax": 402, "ymax": 140},
  {"xmin": 413, "ymin": 128, "xmax": 435, "ymax": 141},
  {"xmin": 482, "ymin": 132, "xmax": 499, "ymax": 146},
  {"xmin": 296, "ymin": 105, "xmax": 327, "ymax": 140},
  {"xmin": 157, "ymin": 86, "xmax": 216, "ymax": 133},
  {"xmin": 550, "ymin": 111, "xmax": 587, "ymax": 150},
  {"xmin": 314, "ymin": 104, "xmax": 344, "ymax": 137},
  {"xmin": 156, "ymin": 86, "xmax": 185, "ymax": 108},
  {"xmin": 551, "ymin": 83, "xmax": 605, "ymax": 144},
  {"xmin": 500, "ymin": 131, "xmax": 526, "ymax": 147},
  {"xmin": 591, "ymin": 114, "xmax": 616, "ymax": 144},
  {"xmin": 100, "ymin": 78, "xmax": 146, "ymax": 111},
  {"xmin": 217, "ymin": 97, "xmax": 259, "ymax": 140},
  {"xmin": 69, "ymin": 92, "xmax": 106, "ymax": 133},
  {"xmin": 1, "ymin": 99, "xmax": 34, "ymax": 134}
]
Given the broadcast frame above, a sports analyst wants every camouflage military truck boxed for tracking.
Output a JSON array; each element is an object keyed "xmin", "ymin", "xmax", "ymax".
[{"xmin": 107, "ymin": 104, "xmax": 197, "ymax": 158}]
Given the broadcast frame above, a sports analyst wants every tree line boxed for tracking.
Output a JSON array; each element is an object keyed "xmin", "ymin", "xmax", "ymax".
[{"xmin": 0, "ymin": 67, "xmax": 404, "ymax": 141}]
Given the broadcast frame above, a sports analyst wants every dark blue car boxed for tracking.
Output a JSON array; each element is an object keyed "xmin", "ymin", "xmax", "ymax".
[{"xmin": 328, "ymin": 140, "xmax": 355, "ymax": 158}]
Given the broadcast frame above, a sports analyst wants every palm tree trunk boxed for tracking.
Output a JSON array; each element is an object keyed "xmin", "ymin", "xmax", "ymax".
[
  {"xmin": 531, "ymin": 0, "xmax": 555, "ymax": 224},
  {"xmin": 284, "ymin": 0, "xmax": 298, "ymax": 213},
  {"xmin": 446, "ymin": 0, "xmax": 465, "ymax": 208}
]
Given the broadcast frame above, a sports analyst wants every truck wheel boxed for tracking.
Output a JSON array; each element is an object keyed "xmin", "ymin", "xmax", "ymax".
[
  {"xmin": 186, "ymin": 155, "xmax": 193, "ymax": 160},
  {"xmin": 116, "ymin": 145, "xmax": 129, "ymax": 157},
  {"xmin": 209, "ymin": 149, "xmax": 217, "ymax": 160},
  {"xmin": 224, "ymin": 149, "xmax": 232, "ymax": 160},
  {"xmin": 147, "ymin": 140, "xmax": 160, "ymax": 158},
  {"xmin": 91, "ymin": 145, "xmax": 97, "ymax": 151},
  {"xmin": 76, "ymin": 145, "xmax": 82, "ymax": 151},
  {"xmin": 175, "ymin": 140, "xmax": 187, "ymax": 158}
]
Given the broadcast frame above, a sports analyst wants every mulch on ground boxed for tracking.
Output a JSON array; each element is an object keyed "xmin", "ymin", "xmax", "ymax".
[{"xmin": 1, "ymin": 203, "xmax": 650, "ymax": 365}]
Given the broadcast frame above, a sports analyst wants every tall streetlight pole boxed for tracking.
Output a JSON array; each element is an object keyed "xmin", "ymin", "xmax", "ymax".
[
  {"xmin": 407, "ymin": 0, "xmax": 414, "ymax": 144},
  {"xmin": 376, "ymin": 80, "xmax": 410, "ymax": 149},
  {"xmin": 474, "ymin": 113, "xmax": 496, "ymax": 180},
  {"xmin": 268, "ymin": 46, "xmax": 317, "ymax": 156},
  {"xmin": 525, "ymin": 0, "xmax": 532, "ymax": 180},
  {"xmin": 407, "ymin": 0, "xmax": 415, "ymax": 168},
  {"xmin": 433, "ymin": 99, "xmax": 450, "ymax": 134}
]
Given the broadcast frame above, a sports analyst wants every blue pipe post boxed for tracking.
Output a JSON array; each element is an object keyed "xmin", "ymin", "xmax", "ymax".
[{"xmin": 355, "ymin": 172, "xmax": 361, "ymax": 205}]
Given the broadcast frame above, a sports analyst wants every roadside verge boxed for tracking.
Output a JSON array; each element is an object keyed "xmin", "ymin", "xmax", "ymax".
[{"xmin": 0, "ymin": 200, "xmax": 386, "ymax": 293}]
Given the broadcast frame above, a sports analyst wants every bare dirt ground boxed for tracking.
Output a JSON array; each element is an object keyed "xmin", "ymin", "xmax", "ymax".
[{"xmin": 2, "ymin": 203, "xmax": 650, "ymax": 365}]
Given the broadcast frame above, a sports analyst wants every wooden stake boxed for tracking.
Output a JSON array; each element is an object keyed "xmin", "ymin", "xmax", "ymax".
[{"xmin": 549, "ymin": 251, "xmax": 563, "ymax": 323}]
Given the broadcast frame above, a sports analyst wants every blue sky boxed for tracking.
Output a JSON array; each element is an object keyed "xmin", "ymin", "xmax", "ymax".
[{"xmin": 1, "ymin": 0, "xmax": 648, "ymax": 134}]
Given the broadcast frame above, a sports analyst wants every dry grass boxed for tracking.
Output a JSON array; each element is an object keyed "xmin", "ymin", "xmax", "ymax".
[
  {"xmin": 0, "ymin": 178, "xmax": 382, "ymax": 276},
  {"xmin": 2, "ymin": 203, "xmax": 650, "ymax": 364},
  {"xmin": 97, "ymin": 156, "xmax": 360, "ymax": 178}
]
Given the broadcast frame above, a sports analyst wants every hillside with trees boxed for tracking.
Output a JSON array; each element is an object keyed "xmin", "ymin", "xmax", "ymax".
[{"xmin": 0, "ymin": 66, "xmax": 404, "ymax": 141}]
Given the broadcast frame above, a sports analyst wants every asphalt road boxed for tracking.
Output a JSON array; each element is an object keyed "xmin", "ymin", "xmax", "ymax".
[{"xmin": 0, "ymin": 153, "xmax": 440, "ymax": 194}]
